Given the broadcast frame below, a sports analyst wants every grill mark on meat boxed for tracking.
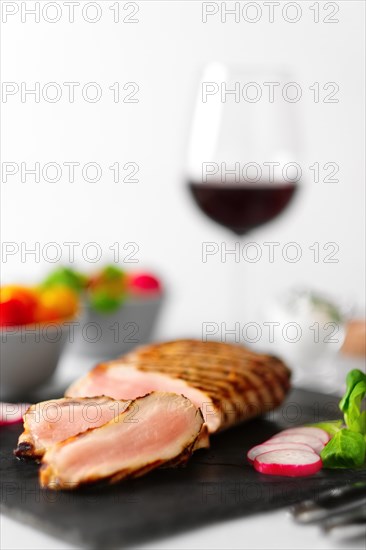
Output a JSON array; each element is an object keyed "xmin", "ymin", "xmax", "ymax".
[{"xmin": 66, "ymin": 339, "xmax": 291, "ymax": 433}]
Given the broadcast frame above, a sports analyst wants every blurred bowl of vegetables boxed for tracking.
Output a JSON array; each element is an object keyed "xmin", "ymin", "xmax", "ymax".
[
  {"xmin": 0, "ymin": 284, "xmax": 79, "ymax": 400},
  {"xmin": 71, "ymin": 266, "xmax": 163, "ymax": 358}
]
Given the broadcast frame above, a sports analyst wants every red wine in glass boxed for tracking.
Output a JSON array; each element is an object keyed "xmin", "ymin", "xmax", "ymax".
[{"xmin": 188, "ymin": 181, "xmax": 298, "ymax": 235}]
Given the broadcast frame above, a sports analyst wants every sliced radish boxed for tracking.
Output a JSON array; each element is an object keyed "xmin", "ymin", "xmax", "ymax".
[
  {"xmin": 276, "ymin": 427, "xmax": 330, "ymax": 444},
  {"xmin": 268, "ymin": 433, "xmax": 324, "ymax": 454},
  {"xmin": 247, "ymin": 442, "xmax": 316, "ymax": 464},
  {"xmin": 0, "ymin": 402, "xmax": 30, "ymax": 426},
  {"xmin": 254, "ymin": 449, "xmax": 322, "ymax": 477}
]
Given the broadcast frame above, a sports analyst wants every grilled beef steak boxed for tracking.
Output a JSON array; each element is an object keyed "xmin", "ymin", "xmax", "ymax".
[
  {"xmin": 66, "ymin": 339, "xmax": 291, "ymax": 433},
  {"xmin": 40, "ymin": 392, "xmax": 208, "ymax": 490}
]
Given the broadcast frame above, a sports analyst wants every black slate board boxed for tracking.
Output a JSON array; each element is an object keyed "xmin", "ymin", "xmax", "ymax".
[{"xmin": 1, "ymin": 389, "xmax": 366, "ymax": 548}]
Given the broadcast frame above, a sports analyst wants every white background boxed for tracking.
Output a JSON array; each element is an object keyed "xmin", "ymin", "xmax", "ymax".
[{"xmin": 1, "ymin": 0, "xmax": 365, "ymax": 343}]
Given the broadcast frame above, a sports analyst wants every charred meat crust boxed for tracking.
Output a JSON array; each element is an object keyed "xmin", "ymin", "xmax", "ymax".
[{"xmin": 13, "ymin": 441, "xmax": 36, "ymax": 458}]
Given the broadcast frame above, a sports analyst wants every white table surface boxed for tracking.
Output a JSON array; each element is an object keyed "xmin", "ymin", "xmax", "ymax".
[
  {"xmin": 1, "ymin": 507, "xmax": 365, "ymax": 550},
  {"xmin": 1, "ymin": 350, "xmax": 365, "ymax": 550}
]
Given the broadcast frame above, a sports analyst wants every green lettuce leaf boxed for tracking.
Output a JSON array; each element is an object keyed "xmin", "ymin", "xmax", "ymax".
[
  {"xmin": 310, "ymin": 420, "xmax": 343, "ymax": 436},
  {"xmin": 339, "ymin": 369, "xmax": 366, "ymax": 413},
  {"xmin": 339, "ymin": 370, "xmax": 366, "ymax": 435},
  {"xmin": 321, "ymin": 429, "xmax": 366, "ymax": 468},
  {"xmin": 344, "ymin": 381, "xmax": 366, "ymax": 434}
]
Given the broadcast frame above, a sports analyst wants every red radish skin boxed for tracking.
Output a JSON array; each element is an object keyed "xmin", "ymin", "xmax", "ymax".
[
  {"xmin": 0, "ymin": 403, "xmax": 30, "ymax": 426},
  {"xmin": 268, "ymin": 433, "xmax": 324, "ymax": 454},
  {"xmin": 247, "ymin": 442, "xmax": 316, "ymax": 464},
  {"xmin": 277, "ymin": 427, "xmax": 330, "ymax": 445},
  {"xmin": 254, "ymin": 449, "xmax": 322, "ymax": 477}
]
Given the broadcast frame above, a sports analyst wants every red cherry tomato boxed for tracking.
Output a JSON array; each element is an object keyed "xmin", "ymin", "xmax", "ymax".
[
  {"xmin": 0, "ymin": 286, "xmax": 38, "ymax": 326},
  {"xmin": 0, "ymin": 298, "xmax": 34, "ymax": 326},
  {"xmin": 128, "ymin": 273, "xmax": 161, "ymax": 295}
]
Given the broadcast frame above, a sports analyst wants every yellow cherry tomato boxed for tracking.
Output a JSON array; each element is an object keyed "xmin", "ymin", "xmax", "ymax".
[
  {"xmin": 0, "ymin": 285, "xmax": 38, "ymax": 305},
  {"xmin": 37, "ymin": 286, "xmax": 79, "ymax": 320}
]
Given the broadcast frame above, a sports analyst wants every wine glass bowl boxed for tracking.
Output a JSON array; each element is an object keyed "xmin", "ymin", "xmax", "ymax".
[
  {"xmin": 187, "ymin": 63, "xmax": 301, "ymax": 235},
  {"xmin": 188, "ymin": 182, "xmax": 297, "ymax": 236}
]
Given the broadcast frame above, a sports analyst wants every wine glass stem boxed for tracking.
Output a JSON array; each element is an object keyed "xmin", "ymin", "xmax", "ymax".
[{"xmin": 227, "ymin": 235, "xmax": 246, "ymax": 345}]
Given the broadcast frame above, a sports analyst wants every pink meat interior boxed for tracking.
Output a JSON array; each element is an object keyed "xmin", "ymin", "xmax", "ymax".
[
  {"xmin": 45, "ymin": 393, "xmax": 202, "ymax": 484},
  {"xmin": 28, "ymin": 398, "xmax": 128, "ymax": 449},
  {"xmin": 67, "ymin": 365, "xmax": 220, "ymax": 432}
]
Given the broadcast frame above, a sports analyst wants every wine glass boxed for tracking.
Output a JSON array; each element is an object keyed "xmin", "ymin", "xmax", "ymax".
[
  {"xmin": 187, "ymin": 63, "xmax": 301, "ymax": 235},
  {"xmin": 186, "ymin": 63, "xmax": 301, "ymax": 338}
]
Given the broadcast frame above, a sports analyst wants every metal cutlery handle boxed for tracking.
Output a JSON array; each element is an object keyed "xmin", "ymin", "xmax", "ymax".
[{"xmin": 291, "ymin": 481, "xmax": 366, "ymax": 523}]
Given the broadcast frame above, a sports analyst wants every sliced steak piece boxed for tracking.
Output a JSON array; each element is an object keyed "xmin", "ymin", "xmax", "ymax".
[
  {"xmin": 40, "ymin": 392, "xmax": 207, "ymax": 490},
  {"xmin": 15, "ymin": 396, "xmax": 129, "ymax": 459}
]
